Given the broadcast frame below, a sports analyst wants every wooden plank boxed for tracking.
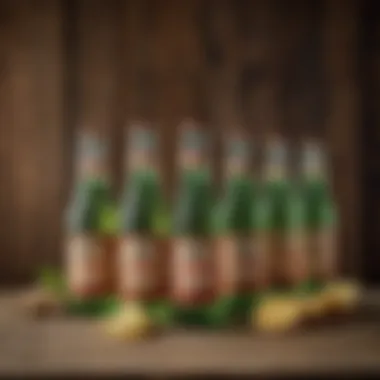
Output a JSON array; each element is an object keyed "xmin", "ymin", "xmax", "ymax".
[
  {"xmin": 236, "ymin": 0, "xmax": 283, "ymax": 139},
  {"xmin": 0, "ymin": 1, "xmax": 64, "ymax": 283},
  {"xmin": 361, "ymin": 0, "xmax": 380, "ymax": 284},
  {"xmin": 75, "ymin": 0, "xmax": 123, "ymax": 192},
  {"xmin": 0, "ymin": 290, "xmax": 379, "ymax": 377},
  {"xmin": 323, "ymin": 0, "xmax": 361, "ymax": 278},
  {"xmin": 280, "ymin": 0, "xmax": 326, "ymax": 141},
  {"xmin": 4, "ymin": 1, "xmax": 42, "ymax": 282},
  {"xmin": 0, "ymin": 1, "xmax": 16, "ymax": 280},
  {"xmin": 207, "ymin": 0, "xmax": 241, "ymax": 130},
  {"xmin": 370, "ymin": 0, "xmax": 380, "ymax": 283},
  {"xmin": 149, "ymin": 0, "xmax": 211, "ymax": 195},
  {"xmin": 33, "ymin": 0, "xmax": 65, "ymax": 269},
  {"xmin": 77, "ymin": 0, "xmax": 119, "ymax": 132}
]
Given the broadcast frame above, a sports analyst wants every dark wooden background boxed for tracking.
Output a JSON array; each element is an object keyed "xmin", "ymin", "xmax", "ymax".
[{"xmin": 0, "ymin": 0, "xmax": 377, "ymax": 285}]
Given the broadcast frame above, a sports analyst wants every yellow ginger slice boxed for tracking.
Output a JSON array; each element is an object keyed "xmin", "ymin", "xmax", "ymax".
[
  {"xmin": 254, "ymin": 297, "xmax": 304, "ymax": 333},
  {"xmin": 321, "ymin": 280, "xmax": 362, "ymax": 315},
  {"xmin": 103, "ymin": 302, "xmax": 153, "ymax": 341}
]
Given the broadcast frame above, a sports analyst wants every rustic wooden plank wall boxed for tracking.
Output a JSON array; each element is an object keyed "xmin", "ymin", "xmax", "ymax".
[
  {"xmin": 0, "ymin": 0, "xmax": 64, "ymax": 283},
  {"xmin": 362, "ymin": 0, "xmax": 380, "ymax": 284},
  {"xmin": 0, "ymin": 0, "xmax": 370, "ymax": 284},
  {"xmin": 324, "ymin": 0, "xmax": 361, "ymax": 277}
]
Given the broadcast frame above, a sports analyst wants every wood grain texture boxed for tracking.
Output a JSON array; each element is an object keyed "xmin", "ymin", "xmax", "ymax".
[
  {"xmin": 323, "ymin": 0, "xmax": 361, "ymax": 277},
  {"xmin": 0, "ymin": 1, "xmax": 15, "ymax": 281},
  {"xmin": 0, "ymin": 0, "xmax": 366, "ymax": 284},
  {"xmin": 362, "ymin": 0, "xmax": 380, "ymax": 284},
  {"xmin": 75, "ymin": 0, "xmax": 124, "ymax": 193},
  {"xmin": 0, "ymin": 289, "xmax": 379, "ymax": 377},
  {"xmin": 0, "ymin": 0, "xmax": 64, "ymax": 283}
]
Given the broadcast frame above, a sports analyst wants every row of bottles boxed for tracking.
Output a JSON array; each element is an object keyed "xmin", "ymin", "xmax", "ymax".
[{"xmin": 64, "ymin": 119, "xmax": 338, "ymax": 324}]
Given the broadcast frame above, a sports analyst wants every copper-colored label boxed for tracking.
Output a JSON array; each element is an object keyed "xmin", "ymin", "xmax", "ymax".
[
  {"xmin": 314, "ymin": 228, "xmax": 338, "ymax": 280},
  {"xmin": 66, "ymin": 234, "xmax": 107, "ymax": 296},
  {"xmin": 171, "ymin": 238, "xmax": 211, "ymax": 304},
  {"xmin": 216, "ymin": 236, "xmax": 252, "ymax": 295},
  {"xmin": 118, "ymin": 236, "xmax": 158, "ymax": 299},
  {"xmin": 251, "ymin": 233, "xmax": 272, "ymax": 289},
  {"xmin": 283, "ymin": 231, "xmax": 309, "ymax": 284}
]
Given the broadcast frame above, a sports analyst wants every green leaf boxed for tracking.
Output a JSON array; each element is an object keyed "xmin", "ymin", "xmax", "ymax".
[
  {"xmin": 152, "ymin": 201, "xmax": 170, "ymax": 237},
  {"xmin": 207, "ymin": 297, "xmax": 236, "ymax": 328},
  {"xmin": 147, "ymin": 302, "xmax": 175, "ymax": 327},
  {"xmin": 67, "ymin": 296, "xmax": 122, "ymax": 317},
  {"xmin": 37, "ymin": 267, "xmax": 67, "ymax": 296},
  {"xmin": 100, "ymin": 203, "xmax": 119, "ymax": 235}
]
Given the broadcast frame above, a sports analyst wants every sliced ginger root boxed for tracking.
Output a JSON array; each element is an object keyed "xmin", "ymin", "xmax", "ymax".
[
  {"xmin": 103, "ymin": 302, "xmax": 154, "ymax": 341},
  {"xmin": 253, "ymin": 297, "xmax": 304, "ymax": 333},
  {"xmin": 320, "ymin": 280, "xmax": 362, "ymax": 315}
]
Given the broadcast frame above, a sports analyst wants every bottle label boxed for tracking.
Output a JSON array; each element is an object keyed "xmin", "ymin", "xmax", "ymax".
[
  {"xmin": 127, "ymin": 126, "xmax": 156, "ymax": 172},
  {"xmin": 251, "ymin": 233, "xmax": 272, "ymax": 289},
  {"xmin": 76, "ymin": 133, "xmax": 108, "ymax": 180},
  {"xmin": 302, "ymin": 142, "xmax": 326, "ymax": 179},
  {"xmin": 172, "ymin": 238, "xmax": 211, "ymax": 303},
  {"xmin": 118, "ymin": 236, "xmax": 157, "ymax": 299},
  {"xmin": 216, "ymin": 236, "xmax": 252, "ymax": 295},
  {"xmin": 283, "ymin": 232, "xmax": 309, "ymax": 284},
  {"xmin": 225, "ymin": 138, "xmax": 250, "ymax": 178},
  {"xmin": 179, "ymin": 126, "xmax": 207, "ymax": 170},
  {"xmin": 314, "ymin": 228, "xmax": 338, "ymax": 279},
  {"xmin": 265, "ymin": 140, "xmax": 287, "ymax": 180},
  {"xmin": 66, "ymin": 234, "xmax": 106, "ymax": 296}
]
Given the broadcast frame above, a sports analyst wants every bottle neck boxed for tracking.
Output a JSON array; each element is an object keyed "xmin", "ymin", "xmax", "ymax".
[
  {"xmin": 302, "ymin": 165, "xmax": 328, "ymax": 182},
  {"xmin": 301, "ymin": 143, "xmax": 329, "ymax": 182},
  {"xmin": 178, "ymin": 167, "xmax": 209, "ymax": 190},
  {"xmin": 225, "ymin": 157, "xmax": 250, "ymax": 181},
  {"xmin": 178, "ymin": 146, "xmax": 208, "ymax": 172},
  {"xmin": 224, "ymin": 134, "xmax": 251, "ymax": 178},
  {"xmin": 263, "ymin": 163, "xmax": 287, "ymax": 182},
  {"xmin": 127, "ymin": 124, "xmax": 158, "ymax": 175},
  {"xmin": 263, "ymin": 140, "xmax": 288, "ymax": 182},
  {"xmin": 127, "ymin": 166, "xmax": 157, "ymax": 181},
  {"xmin": 178, "ymin": 126, "xmax": 208, "ymax": 172},
  {"xmin": 74, "ymin": 133, "xmax": 109, "ymax": 184},
  {"xmin": 74, "ymin": 159, "xmax": 108, "ymax": 185}
]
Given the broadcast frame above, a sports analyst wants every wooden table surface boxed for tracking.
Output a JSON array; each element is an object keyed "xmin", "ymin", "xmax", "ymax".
[{"xmin": 0, "ymin": 289, "xmax": 379, "ymax": 378}]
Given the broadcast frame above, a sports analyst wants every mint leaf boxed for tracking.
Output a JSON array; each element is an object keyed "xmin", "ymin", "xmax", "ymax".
[{"xmin": 37, "ymin": 267, "xmax": 67, "ymax": 297}]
